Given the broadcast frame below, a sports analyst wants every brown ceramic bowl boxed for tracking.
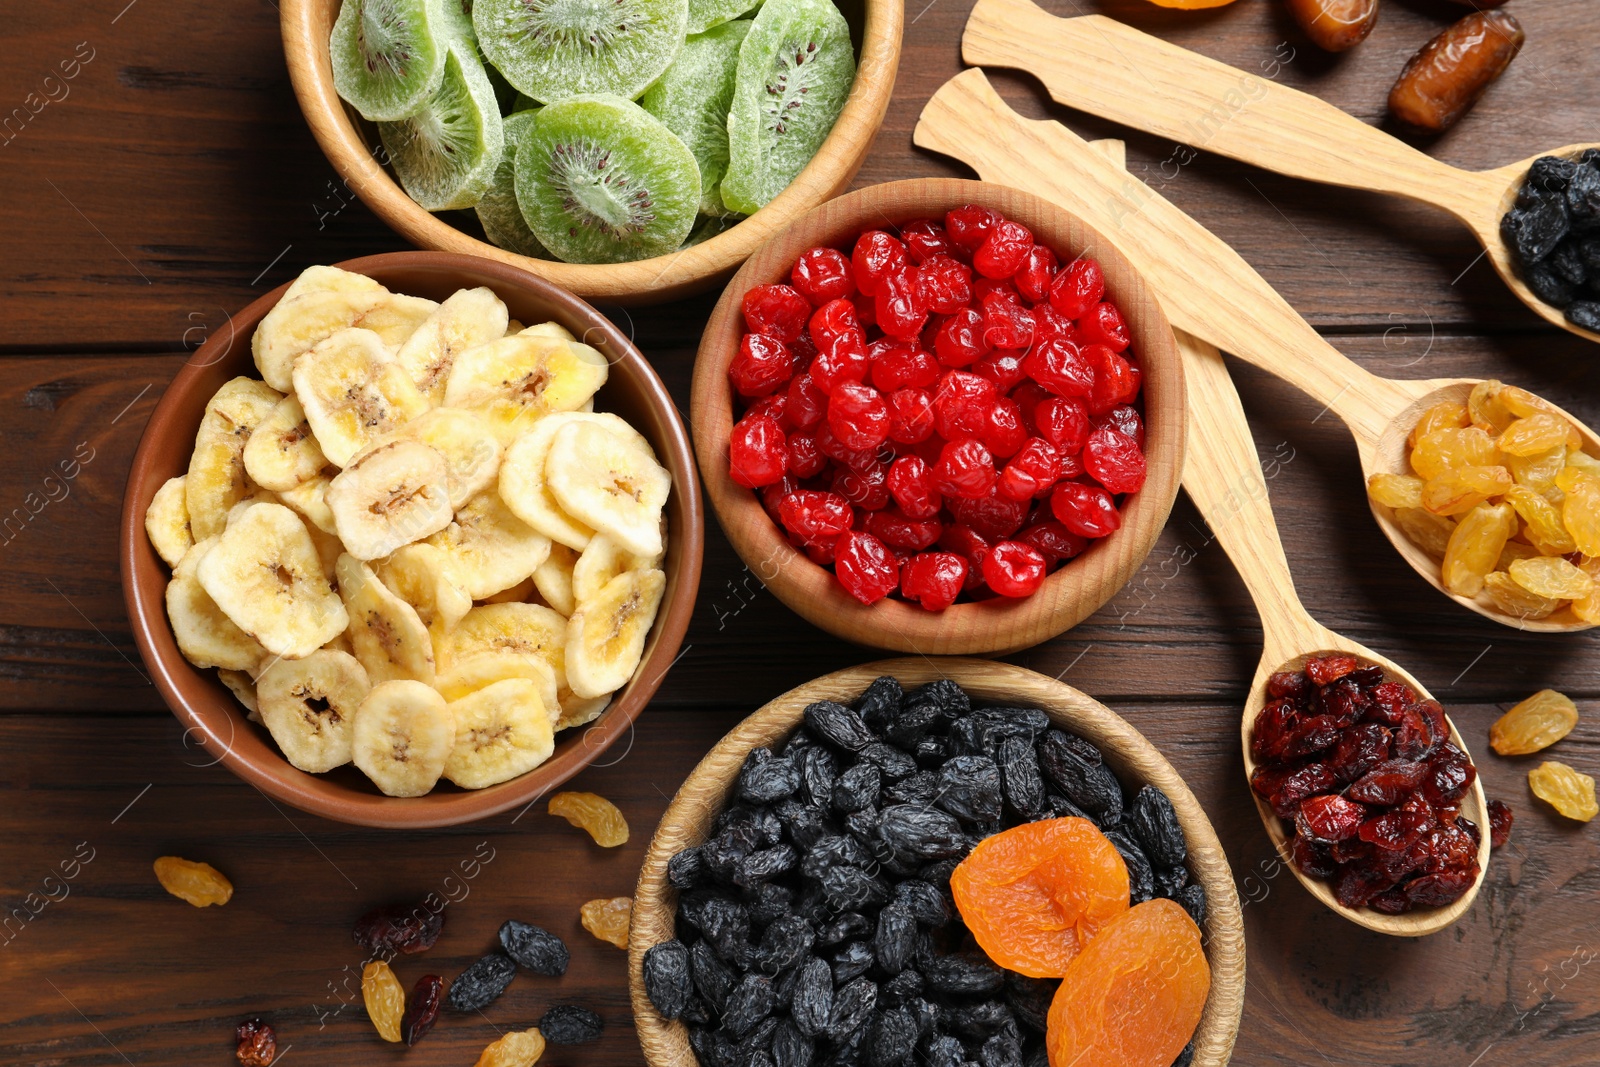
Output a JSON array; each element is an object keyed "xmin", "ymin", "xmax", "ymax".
[
  {"xmin": 119, "ymin": 251, "xmax": 703, "ymax": 829},
  {"xmin": 279, "ymin": 0, "xmax": 903, "ymax": 305},
  {"xmin": 690, "ymin": 179, "xmax": 1186, "ymax": 655},
  {"xmin": 629, "ymin": 658, "xmax": 1246, "ymax": 1067}
]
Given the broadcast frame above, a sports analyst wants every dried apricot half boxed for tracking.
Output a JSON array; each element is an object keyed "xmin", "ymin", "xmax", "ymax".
[
  {"xmin": 951, "ymin": 817, "xmax": 1129, "ymax": 977},
  {"xmin": 1046, "ymin": 898, "xmax": 1211, "ymax": 1067}
]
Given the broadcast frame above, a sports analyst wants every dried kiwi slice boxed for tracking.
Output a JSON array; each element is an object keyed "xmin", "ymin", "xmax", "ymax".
[
  {"xmin": 640, "ymin": 21, "xmax": 750, "ymax": 218},
  {"xmin": 473, "ymin": 0, "xmax": 688, "ymax": 104},
  {"xmin": 331, "ymin": 0, "xmax": 448, "ymax": 122},
  {"xmin": 379, "ymin": 40, "xmax": 504, "ymax": 211},
  {"xmin": 515, "ymin": 94, "xmax": 700, "ymax": 263},
  {"xmin": 721, "ymin": 0, "xmax": 854, "ymax": 216},
  {"xmin": 476, "ymin": 111, "xmax": 551, "ymax": 257},
  {"xmin": 688, "ymin": 0, "xmax": 762, "ymax": 34}
]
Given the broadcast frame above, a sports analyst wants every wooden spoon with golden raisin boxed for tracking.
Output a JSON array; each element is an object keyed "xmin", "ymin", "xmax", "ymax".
[
  {"xmin": 960, "ymin": 0, "xmax": 1600, "ymax": 344},
  {"xmin": 914, "ymin": 70, "xmax": 1600, "ymax": 633},
  {"xmin": 1179, "ymin": 328, "xmax": 1490, "ymax": 936}
]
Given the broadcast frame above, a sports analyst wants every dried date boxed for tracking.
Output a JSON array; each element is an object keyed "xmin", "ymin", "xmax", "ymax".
[
  {"xmin": 1388, "ymin": 10, "xmax": 1524, "ymax": 133},
  {"xmin": 1284, "ymin": 0, "xmax": 1379, "ymax": 53}
]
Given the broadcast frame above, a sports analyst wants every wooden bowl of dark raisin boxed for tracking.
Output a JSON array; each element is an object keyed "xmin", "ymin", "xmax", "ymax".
[{"xmin": 627, "ymin": 658, "xmax": 1246, "ymax": 1067}]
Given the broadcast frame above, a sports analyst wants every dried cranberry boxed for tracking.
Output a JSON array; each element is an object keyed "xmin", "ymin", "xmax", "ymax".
[
  {"xmin": 1303, "ymin": 653, "xmax": 1359, "ymax": 686},
  {"xmin": 353, "ymin": 901, "xmax": 445, "ymax": 956},
  {"xmin": 792, "ymin": 247, "xmax": 855, "ymax": 304},
  {"xmin": 888, "ymin": 456, "xmax": 942, "ymax": 520},
  {"xmin": 1085, "ymin": 345, "xmax": 1139, "ymax": 415},
  {"xmin": 973, "ymin": 220, "xmax": 1034, "ymax": 279},
  {"xmin": 1033, "ymin": 396, "xmax": 1090, "ymax": 454},
  {"xmin": 832, "ymin": 457, "xmax": 891, "ymax": 511},
  {"xmin": 729, "ymin": 333, "xmax": 793, "ymax": 399},
  {"xmin": 972, "ymin": 349, "xmax": 1028, "ymax": 394},
  {"xmin": 1015, "ymin": 519, "xmax": 1086, "ymax": 564},
  {"xmin": 1393, "ymin": 706, "xmax": 1438, "ymax": 761},
  {"xmin": 932, "ymin": 371, "xmax": 997, "ymax": 441},
  {"xmin": 1289, "ymin": 834, "xmax": 1336, "ymax": 879},
  {"xmin": 1413, "ymin": 699, "xmax": 1448, "ymax": 747},
  {"xmin": 1359, "ymin": 809, "xmax": 1432, "ymax": 852},
  {"xmin": 938, "ymin": 524, "xmax": 993, "ymax": 590},
  {"xmin": 1328, "ymin": 722, "xmax": 1392, "ymax": 783},
  {"xmin": 1269, "ymin": 762, "xmax": 1337, "ymax": 819},
  {"xmin": 945, "ymin": 205, "xmax": 998, "ymax": 253},
  {"xmin": 934, "ymin": 306, "xmax": 989, "ymax": 367},
  {"xmin": 1487, "ymin": 800, "xmax": 1513, "ymax": 848},
  {"xmin": 1048, "ymin": 257, "xmax": 1105, "ymax": 319},
  {"xmin": 1250, "ymin": 700, "xmax": 1299, "ymax": 764},
  {"xmin": 787, "ymin": 370, "xmax": 829, "ymax": 429},
  {"xmin": 1023, "ymin": 336, "xmax": 1093, "ymax": 398},
  {"xmin": 982, "ymin": 541, "xmax": 1046, "ymax": 597},
  {"xmin": 916, "ymin": 254, "xmax": 973, "ymax": 315},
  {"xmin": 834, "ymin": 530, "xmax": 899, "ymax": 604},
  {"xmin": 786, "ymin": 431, "xmax": 827, "ymax": 478},
  {"xmin": 1368, "ymin": 888, "xmax": 1411, "ymax": 915},
  {"xmin": 980, "ymin": 290, "xmax": 1034, "ymax": 350},
  {"xmin": 779, "ymin": 490, "xmax": 853, "ymax": 546},
  {"xmin": 934, "ymin": 439, "xmax": 997, "ymax": 500},
  {"xmin": 877, "ymin": 268, "xmax": 928, "ymax": 340},
  {"xmin": 853, "ymin": 231, "xmax": 908, "ymax": 297},
  {"xmin": 997, "ymin": 439, "xmax": 1061, "ymax": 501},
  {"xmin": 900, "ymin": 219, "xmax": 952, "ymax": 263},
  {"xmin": 870, "ymin": 343, "xmax": 939, "ymax": 393},
  {"xmin": 1083, "ymin": 424, "xmax": 1146, "ymax": 495},
  {"xmin": 886, "ymin": 388, "xmax": 935, "ymax": 444},
  {"xmin": 828, "ymin": 382, "xmax": 890, "ymax": 451},
  {"xmin": 1404, "ymin": 869, "xmax": 1474, "ymax": 908},
  {"xmin": 1015, "ymin": 245, "xmax": 1059, "ymax": 303},
  {"xmin": 1078, "ymin": 301, "xmax": 1130, "ymax": 351},
  {"xmin": 900, "ymin": 551, "xmax": 967, "ymax": 611},
  {"xmin": 743, "ymin": 284, "xmax": 812, "ymax": 342},
  {"xmin": 1333, "ymin": 865, "xmax": 1391, "ymax": 909},
  {"xmin": 947, "ymin": 490, "xmax": 1029, "ymax": 541},
  {"xmin": 729, "ymin": 413, "xmax": 789, "ymax": 488},
  {"xmin": 1266, "ymin": 671, "xmax": 1310, "ymax": 701},
  {"xmin": 979, "ymin": 398, "xmax": 1027, "ymax": 458},
  {"xmin": 1296, "ymin": 794, "xmax": 1366, "ymax": 844},
  {"xmin": 1420, "ymin": 753, "xmax": 1475, "ymax": 806},
  {"xmin": 1346, "ymin": 759, "xmax": 1430, "ymax": 805},
  {"xmin": 1050, "ymin": 482, "xmax": 1120, "ymax": 538},
  {"xmin": 865, "ymin": 508, "xmax": 943, "ymax": 551},
  {"xmin": 401, "ymin": 975, "xmax": 443, "ymax": 1046}
]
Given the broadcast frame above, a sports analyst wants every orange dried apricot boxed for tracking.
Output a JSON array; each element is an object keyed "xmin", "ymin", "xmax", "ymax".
[
  {"xmin": 951, "ymin": 817, "xmax": 1129, "ymax": 978},
  {"xmin": 548, "ymin": 791, "xmax": 629, "ymax": 847},
  {"xmin": 1046, "ymin": 899, "xmax": 1210, "ymax": 1067}
]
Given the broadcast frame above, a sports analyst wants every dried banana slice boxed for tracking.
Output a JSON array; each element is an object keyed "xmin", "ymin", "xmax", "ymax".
[
  {"xmin": 186, "ymin": 377, "xmax": 283, "ymax": 541},
  {"xmin": 504, "ymin": 318, "xmax": 526, "ymax": 336},
  {"xmin": 438, "ymin": 602, "xmax": 567, "ymax": 682},
  {"xmin": 497, "ymin": 412, "xmax": 651, "ymax": 550},
  {"xmin": 242, "ymin": 396, "xmax": 328, "ymax": 491},
  {"xmin": 522, "ymin": 321, "xmax": 577, "ymax": 342},
  {"xmin": 217, "ymin": 668, "xmax": 261, "ymax": 722},
  {"xmin": 443, "ymin": 678, "xmax": 556, "ymax": 789},
  {"xmin": 280, "ymin": 264, "xmax": 384, "ymax": 302},
  {"xmin": 196, "ymin": 503, "xmax": 348, "ymax": 659},
  {"xmin": 326, "ymin": 440, "xmax": 454, "ymax": 560},
  {"xmin": 557, "ymin": 691, "xmax": 612, "ymax": 731},
  {"xmin": 547, "ymin": 421, "xmax": 671, "ymax": 558},
  {"xmin": 292, "ymin": 327, "xmax": 431, "ymax": 467},
  {"xmin": 396, "ymin": 286, "xmax": 510, "ymax": 403},
  {"xmin": 392, "ymin": 407, "xmax": 502, "ymax": 508},
  {"xmin": 254, "ymin": 287, "xmax": 437, "ymax": 392},
  {"xmin": 167, "ymin": 538, "xmax": 267, "ymax": 671},
  {"xmin": 482, "ymin": 576, "xmax": 537, "ymax": 604},
  {"xmin": 425, "ymin": 491, "xmax": 551, "ymax": 600},
  {"xmin": 442, "ymin": 333, "xmax": 608, "ymax": 445},
  {"xmin": 435, "ymin": 651, "xmax": 559, "ymax": 723},
  {"xmin": 279, "ymin": 474, "xmax": 338, "ymax": 534},
  {"xmin": 336, "ymin": 554, "xmax": 437, "ymax": 685},
  {"xmin": 351, "ymin": 679, "xmax": 454, "ymax": 797},
  {"xmin": 566, "ymin": 568, "xmax": 665, "ymax": 699},
  {"xmin": 145, "ymin": 475, "xmax": 194, "ymax": 568},
  {"xmin": 533, "ymin": 542, "xmax": 579, "ymax": 616},
  {"xmin": 378, "ymin": 542, "xmax": 473, "ymax": 637},
  {"xmin": 257, "ymin": 649, "xmax": 371, "ymax": 773},
  {"xmin": 572, "ymin": 534, "xmax": 662, "ymax": 605}
]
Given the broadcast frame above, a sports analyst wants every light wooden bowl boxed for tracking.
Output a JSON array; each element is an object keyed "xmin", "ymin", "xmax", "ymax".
[
  {"xmin": 629, "ymin": 658, "xmax": 1246, "ymax": 1067},
  {"xmin": 279, "ymin": 0, "xmax": 903, "ymax": 305},
  {"xmin": 689, "ymin": 178, "xmax": 1186, "ymax": 655}
]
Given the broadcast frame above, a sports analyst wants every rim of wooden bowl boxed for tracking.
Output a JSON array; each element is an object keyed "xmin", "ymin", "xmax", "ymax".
[
  {"xmin": 689, "ymin": 178, "xmax": 1187, "ymax": 655},
  {"xmin": 629, "ymin": 657, "xmax": 1246, "ymax": 1067},
  {"xmin": 278, "ymin": 0, "xmax": 905, "ymax": 305},
  {"xmin": 118, "ymin": 251, "xmax": 704, "ymax": 829}
]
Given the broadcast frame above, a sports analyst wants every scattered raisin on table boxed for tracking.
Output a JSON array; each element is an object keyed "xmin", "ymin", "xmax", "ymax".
[
  {"xmin": 154, "ymin": 856, "xmax": 233, "ymax": 907},
  {"xmin": 473, "ymin": 1028, "xmax": 546, "ymax": 1067},
  {"xmin": 1490, "ymin": 690, "xmax": 1580, "ymax": 756},
  {"xmin": 538, "ymin": 1004, "xmax": 604, "ymax": 1045},
  {"xmin": 548, "ymin": 791, "xmax": 630, "ymax": 847},
  {"xmin": 1487, "ymin": 800, "xmax": 1514, "ymax": 848},
  {"xmin": 234, "ymin": 1018, "xmax": 275, "ymax": 1067},
  {"xmin": 400, "ymin": 975, "xmax": 443, "ymax": 1046},
  {"xmin": 447, "ymin": 952, "xmax": 518, "ymax": 1012},
  {"xmin": 581, "ymin": 897, "xmax": 633, "ymax": 949},
  {"xmin": 361, "ymin": 960, "xmax": 405, "ymax": 1043},
  {"xmin": 1528, "ymin": 762, "xmax": 1599, "ymax": 822},
  {"xmin": 499, "ymin": 920, "xmax": 570, "ymax": 976},
  {"xmin": 353, "ymin": 900, "xmax": 444, "ymax": 956}
]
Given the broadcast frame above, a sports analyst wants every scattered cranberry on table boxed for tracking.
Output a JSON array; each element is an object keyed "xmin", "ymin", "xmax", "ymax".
[{"xmin": 727, "ymin": 206, "xmax": 1149, "ymax": 608}]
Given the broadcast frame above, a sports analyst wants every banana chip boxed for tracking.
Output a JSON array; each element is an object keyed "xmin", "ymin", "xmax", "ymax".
[
  {"xmin": 496, "ymin": 411, "xmax": 652, "ymax": 551},
  {"xmin": 242, "ymin": 395, "xmax": 327, "ymax": 491},
  {"xmin": 443, "ymin": 678, "xmax": 555, "ymax": 789},
  {"xmin": 327, "ymin": 440, "xmax": 453, "ymax": 560},
  {"xmin": 435, "ymin": 651, "xmax": 559, "ymax": 720},
  {"xmin": 425, "ymin": 491, "xmax": 551, "ymax": 600},
  {"xmin": 352, "ymin": 680, "xmax": 454, "ymax": 797},
  {"xmin": 566, "ymin": 568, "xmax": 665, "ymax": 699},
  {"xmin": 293, "ymin": 327, "xmax": 431, "ymax": 467},
  {"xmin": 443, "ymin": 333, "xmax": 608, "ymax": 445},
  {"xmin": 335, "ymin": 554, "xmax": 437, "ymax": 685},
  {"xmin": 167, "ymin": 538, "xmax": 267, "ymax": 671},
  {"xmin": 257, "ymin": 649, "xmax": 370, "ymax": 773},
  {"xmin": 547, "ymin": 421, "xmax": 670, "ymax": 559},
  {"xmin": 533, "ymin": 542, "xmax": 579, "ymax": 616},
  {"xmin": 186, "ymin": 377, "xmax": 283, "ymax": 541},
  {"xmin": 396, "ymin": 286, "xmax": 509, "ymax": 403},
  {"xmin": 145, "ymin": 475, "xmax": 194, "ymax": 569},
  {"xmin": 254, "ymin": 284, "xmax": 437, "ymax": 392},
  {"xmin": 379, "ymin": 543, "xmax": 473, "ymax": 637},
  {"xmin": 572, "ymin": 534, "xmax": 662, "ymax": 606},
  {"xmin": 439, "ymin": 601, "xmax": 567, "ymax": 683}
]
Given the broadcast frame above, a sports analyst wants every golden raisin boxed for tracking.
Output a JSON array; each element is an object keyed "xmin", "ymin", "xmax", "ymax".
[
  {"xmin": 1491, "ymin": 690, "xmax": 1579, "ymax": 755},
  {"xmin": 1483, "ymin": 571, "xmax": 1562, "ymax": 620},
  {"xmin": 1422, "ymin": 465, "xmax": 1513, "ymax": 516},
  {"xmin": 153, "ymin": 856, "xmax": 232, "ymax": 907},
  {"xmin": 1566, "ymin": 451, "xmax": 1600, "ymax": 478},
  {"xmin": 1555, "ymin": 468, "xmax": 1600, "ymax": 557},
  {"xmin": 1496, "ymin": 539, "xmax": 1542, "ymax": 571},
  {"xmin": 1498, "ymin": 414, "xmax": 1573, "ymax": 457},
  {"xmin": 1442, "ymin": 502, "xmax": 1514, "ymax": 597},
  {"xmin": 1501, "ymin": 384, "xmax": 1568, "ymax": 421},
  {"xmin": 362, "ymin": 960, "xmax": 405, "ymax": 1043},
  {"xmin": 1367, "ymin": 473, "xmax": 1423, "ymax": 509},
  {"xmin": 1394, "ymin": 507, "xmax": 1457, "ymax": 559},
  {"xmin": 1409, "ymin": 400, "xmax": 1470, "ymax": 446},
  {"xmin": 549, "ymin": 791, "xmax": 629, "ymax": 847},
  {"xmin": 1528, "ymin": 761, "xmax": 1598, "ymax": 822},
  {"xmin": 1411, "ymin": 427, "xmax": 1499, "ymax": 480},
  {"xmin": 1467, "ymin": 380, "xmax": 1515, "ymax": 434},
  {"xmin": 1506, "ymin": 486, "xmax": 1576, "ymax": 553},
  {"xmin": 1507, "ymin": 446, "xmax": 1566, "ymax": 495},
  {"xmin": 580, "ymin": 896, "xmax": 633, "ymax": 948},
  {"xmin": 1509, "ymin": 556, "xmax": 1595, "ymax": 600},
  {"xmin": 474, "ymin": 1027, "xmax": 546, "ymax": 1067},
  {"xmin": 1573, "ymin": 557, "xmax": 1600, "ymax": 625}
]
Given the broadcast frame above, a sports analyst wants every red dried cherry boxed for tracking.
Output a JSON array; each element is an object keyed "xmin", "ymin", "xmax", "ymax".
[
  {"xmin": 760, "ymin": 476, "xmax": 797, "ymax": 522},
  {"xmin": 979, "ymin": 398, "xmax": 1027, "ymax": 458},
  {"xmin": 946, "ymin": 489, "xmax": 1029, "ymax": 542},
  {"xmin": 828, "ymin": 382, "xmax": 891, "ymax": 451},
  {"xmin": 1048, "ymin": 257, "xmax": 1105, "ymax": 319},
  {"xmin": 944, "ymin": 205, "xmax": 998, "ymax": 253},
  {"xmin": 809, "ymin": 328, "xmax": 870, "ymax": 393},
  {"xmin": 786, "ymin": 431, "xmax": 827, "ymax": 478},
  {"xmin": 1099, "ymin": 405, "xmax": 1145, "ymax": 449},
  {"xmin": 1083, "ymin": 424, "xmax": 1147, "ymax": 495},
  {"xmin": 1079, "ymin": 300, "xmax": 1130, "ymax": 351},
  {"xmin": 865, "ymin": 508, "xmax": 943, "ymax": 551},
  {"xmin": 786, "ymin": 371, "xmax": 828, "ymax": 429},
  {"xmin": 972, "ymin": 349, "xmax": 1027, "ymax": 394},
  {"xmin": 1031, "ymin": 303, "xmax": 1074, "ymax": 344},
  {"xmin": 792, "ymin": 247, "xmax": 855, "ymax": 304},
  {"xmin": 1014, "ymin": 245, "xmax": 1058, "ymax": 304},
  {"xmin": 1015, "ymin": 519, "xmax": 1087, "ymax": 564},
  {"xmin": 808, "ymin": 297, "xmax": 860, "ymax": 350},
  {"xmin": 935, "ymin": 307, "xmax": 989, "ymax": 367},
  {"xmin": 876, "ymin": 268, "xmax": 928, "ymax": 340},
  {"xmin": 1023, "ymin": 337, "xmax": 1093, "ymax": 399},
  {"xmin": 832, "ymin": 457, "xmax": 891, "ymax": 511},
  {"xmin": 900, "ymin": 219, "xmax": 952, "ymax": 264},
  {"xmin": 982, "ymin": 540, "xmax": 1046, "ymax": 597},
  {"xmin": 729, "ymin": 413, "xmax": 788, "ymax": 488},
  {"xmin": 916, "ymin": 253, "xmax": 974, "ymax": 316},
  {"xmin": 870, "ymin": 343, "xmax": 939, "ymax": 393},
  {"xmin": 900, "ymin": 551, "xmax": 967, "ymax": 611},
  {"xmin": 998, "ymin": 439, "xmax": 1061, "ymax": 501},
  {"xmin": 779, "ymin": 490, "xmax": 853, "ymax": 546},
  {"xmin": 742, "ymin": 284, "xmax": 811, "ymax": 342},
  {"xmin": 834, "ymin": 530, "xmax": 899, "ymax": 604},
  {"xmin": 886, "ymin": 387, "xmax": 935, "ymax": 444},
  {"xmin": 938, "ymin": 523, "xmax": 993, "ymax": 590},
  {"xmin": 932, "ymin": 371, "xmax": 997, "ymax": 441},
  {"xmin": 747, "ymin": 390, "xmax": 788, "ymax": 427},
  {"xmin": 1010, "ymin": 381, "xmax": 1050, "ymax": 425},
  {"xmin": 729, "ymin": 333, "xmax": 793, "ymax": 398},
  {"xmin": 980, "ymin": 290, "xmax": 1034, "ymax": 350},
  {"xmin": 934, "ymin": 438, "xmax": 997, "ymax": 500},
  {"xmin": 972, "ymin": 220, "xmax": 1034, "ymax": 279},
  {"xmin": 1050, "ymin": 482, "xmax": 1120, "ymax": 537},
  {"xmin": 888, "ymin": 455, "xmax": 942, "ymax": 520},
  {"xmin": 852, "ymin": 231, "xmax": 908, "ymax": 297},
  {"xmin": 1033, "ymin": 396, "xmax": 1090, "ymax": 455},
  {"xmin": 1086, "ymin": 345, "xmax": 1138, "ymax": 414}
]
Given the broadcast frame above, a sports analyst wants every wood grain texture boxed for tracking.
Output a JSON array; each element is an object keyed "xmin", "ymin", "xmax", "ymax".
[
  {"xmin": 688, "ymin": 178, "xmax": 1186, "ymax": 654},
  {"xmin": 629, "ymin": 659, "xmax": 1245, "ymax": 1067}
]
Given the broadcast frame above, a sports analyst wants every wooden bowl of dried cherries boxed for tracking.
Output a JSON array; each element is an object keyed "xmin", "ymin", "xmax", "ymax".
[
  {"xmin": 688, "ymin": 179, "xmax": 1186, "ymax": 655},
  {"xmin": 628, "ymin": 658, "xmax": 1246, "ymax": 1067}
]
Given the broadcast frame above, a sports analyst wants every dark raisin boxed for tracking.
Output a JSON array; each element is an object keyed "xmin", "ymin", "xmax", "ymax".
[
  {"xmin": 400, "ymin": 974, "xmax": 443, "ymax": 1046},
  {"xmin": 980, "ymin": 1031, "xmax": 1023, "ymax": 1067},
  {"xmin": 1154, "ymin": 865, "xmax": 1188, "ymax": 898},
  {"xmin": 1569, "ymin": 301, "xmax": 1600, "ymax": 330},
  {"xmin": 755, "ymin": 915, "xmax": 816, "ymax": 974},
  {"xmin": 1172, "ymin": 1039, "xmax": 1197, "ymax": 1067},
  {"xmin": 917, "ymin": 857, "xmax": 962, "ymax": 887},
  {"xmin": 792, "ymin": 956, "xmax": 836, "ymax": 1038},
  {"xmin": 498, "ymin": 919, "xmax": 569, "ymax": 976},
  {"xmin": 817, "ymin": 911, "xmax": 872, "ymax": 945},
  {"xmin": 446, "ymin": 951, "xmax": 516, "ymax": 1012},
  {"xmin": 774, "ymin": 1020, "xmax": 817, "ymax": 1067},
  {"xmin": 1503, "ymin": 194, "xmax": 1570, "ymax": 265},
  {"xmin": 1045, "ymin": 791, "xmax": 1091, "ymax": 820},
  {"xmin": 1126, "ymin": 785, "xmax": 1187, "ymax": 867},
  {"xmin": 914, "ymin": 736, "xmax": 950, "ymax": 768},
  {"xmin": 234, "ymin": 1018, "xmax": 276, "ymax": 1067},
  {"xmin": 936, "ymin": 754, "xmax": 1004, "ymax": 824},
  {"xmin": 799, "ymin": 747, "xmax": 838, "ymax": 808},
  {"xmin": 885, "ymin": 702, "xmax": 940, "ymax": 750},
  {"xmin": 1528, "ymin": 155, "xmax": 1577, "ymax": 195},
  {"xmin": 819, "ymin": 863, "xmax": 888, "ymax": 910},
  {"xmin": 1569, "ymin": 164, "xmax": 1600, "ymax": 230},
  {"xmin": 904, "ymin": 679, "xmax": 970, "ymax": 720},
  {"xmin": 996, "ymin": 736, "xmax": 1048, "ymax": 820},
  {"xmin": 924, "ymin": 952, "xmax": 1005, "ymax": 996},
  {"xmin": 691, "ymin": 1027, "xmax": 739, "ymax": 1067},
  {"xmin": 880, "ymin": 967, "xmax": 926, "ymax": 1007},
  {"xmin": 869, "ymin": 1008, "xmax": 920, "ymax": 1067},
  {"xmin": 925, "ymin": 1035, "xmax": 966, "ymax": 1067},
  {"xmin": 833, "ymin": 940, "xmax": 876, "ymax": 984},
  {"xmin": 1003, "ymin": 973, "xmax": 1057, "ymax": 1033},
  {"xmin": 744, "ymin": 750, "xmax": 803, "ymax": 803},
  {"xmin": 879, "ymin": 805, "xmax": 968, "ymax": 860},
  {"xmin": 949, "ymin": 999, "xmax": 1016, "ymax": 1039},
  {"xmin": 860, "ymin": 743, "xmax": 919, "ymax": 782},
  {"xmin": 1037, "ymin": 730, "xmax": 1124, "ymax": 820},
  {"xmin": 806, "ymin": 701, "xmax": 876, "ymax": 751},
  {"xmin": 540, "ymin": 1004, "xmax": 605, "ymax": 1045},
  {"xmin": 691, "ymin": 939, "xmax": 735, "ymax": 1012},
  {"xmin": 748, "ymin": 881, "xmax": 797, "ymax": 926},
  {"xmin": 669, "ymin": 846, "xmax": 708, "ymax": 889},
  {"xmin": 743, "ymin": 1017, "xmax": 783, "ymax": 1056},
  {"xmin": 835, "ymin": 763, "xmax": 884, "ymax": 814},
  {"xmin": 784, "ymin": 727, "xmax": 819, "ymax": 758},
  {"xmin": 1527, "ymin": 262, "xmax": 1577, "ymax": 305},
  {"xmin": 845, "ymin": 808, "xmax": 889, "ymax": 858},
  {"xmin": 739, "ymin": 845, "xmax": 800, "ymax": 888},
  {"xmin": 1104, "ymin": 829, "xmax": 1155, "ymax": 904},
  {"xmin": 725, "ymin": 973, "xmax": 777, "ymax": 1036},
  {"xmin": 700, "ymin": 896, "xmax": 752, "ymax": 965},
  {"xmin": 352, "ymin": 900, "xmax": 445, "ymax": 957},
  {"xmin": 885, "ymin": 770, "xmax": 939, "ymax": 806},
  {"xmin": 1551, "ymin": 240, "xmax": 1588, "ymax": 285},
  {"xmin": 1176, "ymin": 882, "xmax": 1208, "ymax": 928},
  {"xmin": 975, "ymin": 708, "xmax": 1051, "ymax": 753},
  {"xmin": 643, "ymin": 939, "xmax": 693, "ymax": 1019},
  {"xmin": 829, "ymin": 976, "xmax": 879, "ymax": 1040},
  {"xmin": 779, "ymin": 801, "xmax": 831, "ymax": 850},
  {"xmin": 874, "ymin": 903, "xmax": 918, "ymax": 974},
  {"xmin": 890, "ymin": 879, "xmax": 950, "ymax": 926},
  {"xmin": 856, "ymin": 676, "xmax": 905, "ymax": 733}
]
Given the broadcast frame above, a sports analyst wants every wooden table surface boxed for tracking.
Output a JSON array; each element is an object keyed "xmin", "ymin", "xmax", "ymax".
[{"xmin": 2, "ymin": 1, "xmax": 1598, "ymax": 1064}]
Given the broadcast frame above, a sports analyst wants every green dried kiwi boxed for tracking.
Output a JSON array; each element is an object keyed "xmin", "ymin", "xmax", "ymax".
[
  {"xmin": 435, "ymin": 0, "xmax": 477, "ymax": 42},
  {"xmin": 379, "ymin": 40, "xmax": 504, "ymax": 211},
  {"xmin": 688, "ymin": 0, "xmax": 762, "ymax": 34},
  {"xmin": 473, "ymin": 0, "xmax": 688, "ymax": 104},
  {"xmin": 515, "ymin": 94, "xmax": 700, "ymax": 263},
  {"xmin": 682, "ymin": 214, "xmax": 738, "ymax": 248},
  {"xmin": 640, "ymin": 21, "xmax": 751, "ymax": 218},
  {"xmin": 476, "ymin": 111, "xmax": 551, "ymax": 257},
  {"xmin": 721, "ymin": 0, "xmax": 854, "ymax": 215},
  {"xmin": 331, "ymin": 0, "xmax": 448, "ymax": 122}
]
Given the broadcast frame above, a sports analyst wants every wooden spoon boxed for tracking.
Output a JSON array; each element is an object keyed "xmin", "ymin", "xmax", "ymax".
[
  {"xmin": 1178, "ymin": 326, "xmax": 1490, "ymax": 935},
  {"xmin": 961, "ymin": 0, "xmax": 1600, "ymax": 344},
  {"xmin": 914, "ymin": 69, "xmax": 1600, "ymax": 632}
]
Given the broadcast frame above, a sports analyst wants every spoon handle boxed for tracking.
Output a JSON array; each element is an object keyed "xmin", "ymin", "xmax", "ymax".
[
  {"xmin": 961, "ymin": 0, "xmax": 1488, "ymax": 218},
  {"xmin": 914, "ymin": 69, "xmax": 1400, "ymax": 439}
]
